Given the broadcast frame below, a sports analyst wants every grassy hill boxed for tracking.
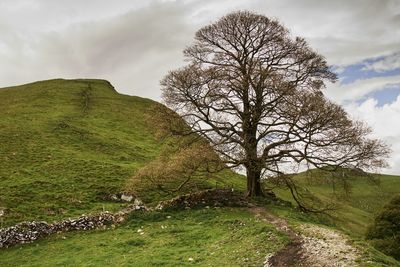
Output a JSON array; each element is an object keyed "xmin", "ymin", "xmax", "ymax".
[
  {"xmin": 0, "ymin": 79, "xmax": 399, "ymax": 266},
  {"xmin": 0, "ymin": 79, "xmax": 243, "ymax": 226}
]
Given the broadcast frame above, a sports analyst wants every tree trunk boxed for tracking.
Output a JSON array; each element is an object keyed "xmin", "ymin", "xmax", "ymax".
[{"xmin": 246, "ymin": 167, "xmax": 263, "ymax": 197}]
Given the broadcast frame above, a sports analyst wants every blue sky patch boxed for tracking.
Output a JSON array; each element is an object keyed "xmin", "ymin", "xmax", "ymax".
[
  {"xmin": 333, "ymin": 53, "xmax": 400, "ymax": 85},
  {"xmin": 332, "ymin": 52, "xmax": 400, "ymax": 105},
  {"xmin": 356, "ymin": 85, "xmax": 400, "ymax": 106}
]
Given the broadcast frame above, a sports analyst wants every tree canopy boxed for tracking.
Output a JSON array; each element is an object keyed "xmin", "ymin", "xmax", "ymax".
[{"xmin": 161, "ymin": 11, "xmax": 390, "ymax": 198}]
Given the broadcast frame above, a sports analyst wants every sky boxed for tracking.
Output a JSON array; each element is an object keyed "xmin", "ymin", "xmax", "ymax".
[{"xmin": 1, "ymin": 0, "xmax": 400, "ymax": 173}]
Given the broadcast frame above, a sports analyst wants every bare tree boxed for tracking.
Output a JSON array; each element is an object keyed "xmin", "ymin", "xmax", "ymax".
[{"xmin": 161, "ymin": 11, "xmax": 390, "ymax": 198}]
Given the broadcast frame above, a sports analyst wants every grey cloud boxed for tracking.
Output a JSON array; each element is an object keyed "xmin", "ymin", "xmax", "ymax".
[
  {"xmin": 250, "ymin": 0, "xmax": 400, "ymax": 65},
  {"xmin": 1, "ymin": 0, "xmax": 400, "ymax": 96},
  {"xmin": 325, "ymin": 75, "xmax": 400, "ymax": 104},
  {"xmin": 0, "ymin": 1, "xmax": 196, "ymax": 99}
]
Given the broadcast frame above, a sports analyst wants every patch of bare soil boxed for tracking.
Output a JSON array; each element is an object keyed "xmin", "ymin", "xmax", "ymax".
[{"xmin": 249, "ymin": 206, "xmax": 360, "ymax": 267}]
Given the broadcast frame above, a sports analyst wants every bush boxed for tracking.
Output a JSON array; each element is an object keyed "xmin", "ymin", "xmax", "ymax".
[{"xmin": 366, "ymin": 195, "xmax": 400, "ymax": 260}]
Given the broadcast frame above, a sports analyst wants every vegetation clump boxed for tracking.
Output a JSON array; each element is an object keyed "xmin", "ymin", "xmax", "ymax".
[{"xmin": 366, "ymin": 195, "xmax": 400, "ymax": 260}]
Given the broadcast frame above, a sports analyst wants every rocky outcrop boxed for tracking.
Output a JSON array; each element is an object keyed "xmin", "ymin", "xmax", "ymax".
[{"xmin": 0, "ymin": 201, "xmax": 146, "ymax": 249}]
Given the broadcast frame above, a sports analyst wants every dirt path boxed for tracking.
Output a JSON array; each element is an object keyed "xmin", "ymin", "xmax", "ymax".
[
  {"xmin": 250, "ymin": 207, "xmax": 304, "ymax": 266},
  {"xmin": 249, "ymin": 206, "xmax": 360, "ymax": 267}
]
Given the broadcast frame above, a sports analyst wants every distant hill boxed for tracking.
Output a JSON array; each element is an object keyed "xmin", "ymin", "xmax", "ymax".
[
  {"xmin": 272, "ymin": 169, "xmax": 400, "ymax": 237},
  {"xmin": 0, "ymin": 79, "xmax": 243, "ymax": 226}
]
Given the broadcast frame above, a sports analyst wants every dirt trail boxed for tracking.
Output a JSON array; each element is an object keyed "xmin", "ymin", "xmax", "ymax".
[
  {"xmin": 249, "ymin": 206, "xmax": 360, "ymax": 267},
  {"xmin": 250, "ymin": 207, "xmax": 304, "ymax": 266}
]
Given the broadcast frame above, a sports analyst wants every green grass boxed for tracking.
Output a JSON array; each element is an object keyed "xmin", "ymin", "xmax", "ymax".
[
  {"xmin": 0, "ymin": 79, "xmax": 244, "ymax": 226},
  {"xmin": 0, "ymin": 208, "xmax": 288, "ymax": 266}
]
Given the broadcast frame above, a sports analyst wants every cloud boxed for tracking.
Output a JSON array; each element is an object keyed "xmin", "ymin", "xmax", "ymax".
[
  {"xmin": 325, "ymin": 75, "xmax": 400, "ymax": 104},
  {"xmin": 362, "ymin": 52, "xmax": 400, "ymax": 72},
  {"xmin": 1, "ymin": 0, "xmax": 400, "ymax": 96},
  {"xmin": 250, "ymin": 0, "xmax": 400, "ymax": 66},
  {"xmin": 345, "ymin": 97, "xmax": 400, "ymax": 174},
  {"xmin": 0, "ymin": 1, "xmax": 196, "ymax": 99},
  {"xmin": 0, "ymin": 0, "xmax": 151, "ymax": 32}
]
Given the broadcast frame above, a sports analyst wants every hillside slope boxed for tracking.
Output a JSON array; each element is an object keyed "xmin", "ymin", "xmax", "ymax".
[
  {"xmin": 0, "ymin": 79, "xmax": 243, "ymax": 226},
  {"xmin": 271, "ymin": 170, "xmax": 400, "ymax": 237}
]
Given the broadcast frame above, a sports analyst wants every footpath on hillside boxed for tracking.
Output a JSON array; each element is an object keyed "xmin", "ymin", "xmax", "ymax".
[{"xmin": 249, "ymin": 206, "xmax": 360, "ymax": 267}]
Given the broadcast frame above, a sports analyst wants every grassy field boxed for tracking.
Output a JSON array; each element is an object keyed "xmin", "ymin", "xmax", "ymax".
[
  {"xmin": 0, "ymin": 79, "xmax": 244, "ymax": 226},
  {"xmin": 0, "ymin": 207, "xmax": 287, "ymax": 266}
]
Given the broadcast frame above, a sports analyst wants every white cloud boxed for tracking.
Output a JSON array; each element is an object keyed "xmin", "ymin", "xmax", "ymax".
[
  {"xmin": 325, "ymin": 75, "xmax": 400, "ymax": 104},
  {"xmin": 345, "ymin": 97, "xmax": 400, "ymax": 174},
  {"xmin": 363, "ymin": 53, "xmax": 400, "ymax": 72}
]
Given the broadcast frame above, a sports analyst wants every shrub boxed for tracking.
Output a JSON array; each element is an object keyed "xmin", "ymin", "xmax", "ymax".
[{"xmin": 366, "ymin": 195, "xmax": 400, "ymax": 260}]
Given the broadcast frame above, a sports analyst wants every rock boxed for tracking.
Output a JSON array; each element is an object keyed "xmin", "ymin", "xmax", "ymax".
[
  {"xmin": 102, "ymin": 193, "xmax": 139, "ymax": 203},
  {"xmin": 121, "ymin": 194, "xmax": 134, "ymax": 202},
  {"xmin": 133, "ymin": 198, "xmax": 143, "ymax": 206}
]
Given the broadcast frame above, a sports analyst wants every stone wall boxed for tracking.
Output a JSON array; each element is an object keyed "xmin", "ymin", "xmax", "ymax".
[
  {"xmin": 155, "ymin": 188, "xmax": 248, "ymax": 210},
  {"xmin": 1, "ymin": 190, "xmax": 247, "ymax": 249},
  {"xmin": 0, "ymin": 202, "xmax": 145, "ymax": 249}
]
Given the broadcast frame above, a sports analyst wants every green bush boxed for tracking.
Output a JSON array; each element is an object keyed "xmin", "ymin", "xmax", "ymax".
[{"xmin": 366, "ymin": 195, "xmax": 400, "ymax": 260}]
